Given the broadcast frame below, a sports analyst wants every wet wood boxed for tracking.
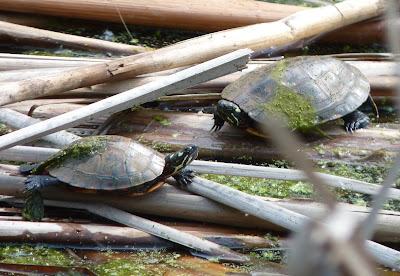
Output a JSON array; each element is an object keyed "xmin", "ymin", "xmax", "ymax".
[
  {"xmin": 0, "ymin": 21, "xmax": 149, "ymax": 55},
  {"xmin": 0, "ymin": 0, "xmax": 384, "ymax": 106},
  {"xmin": 0, "ymin": 49, "xmax": 252, "ymax": 151},
  {"xmin": 0, "ymin": 216, "xmax": 282, "ymax": 250},
  {"xmin": 106, "ymin": 109, "xmax": 399, "ymax": 164},
  {"xmin": 0, "ymin": 168, "xmax": 400, "ymax": 243}
]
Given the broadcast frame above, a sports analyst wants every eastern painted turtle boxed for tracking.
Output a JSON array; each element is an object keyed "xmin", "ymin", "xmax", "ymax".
[
  {"xmin": 21, "ymin": 135, "xmax": 198, "ymax": 220},
  {"xmin": 212, "ymin": 56, "xmax": 378, "ymax": 136}
]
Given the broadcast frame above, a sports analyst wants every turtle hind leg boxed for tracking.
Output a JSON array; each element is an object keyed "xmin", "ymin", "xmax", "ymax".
[
  {"xmin": 25, "ymin": 175, "xmax": 61, "ymax": 191},
  {"xmin": 342, "ymin": 110, "xmax": 370, "ymax": 132},
  {"xmin": 173, "ymin": 169, "xmax": 195, "ymax": 188}
]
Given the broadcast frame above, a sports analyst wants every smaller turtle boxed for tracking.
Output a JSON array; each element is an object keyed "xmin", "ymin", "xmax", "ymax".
[
  {"xmin": 212, "ymin": 56, "xmax": 378, "ymax": 136},
  {"xmin": 21, "ymin": 135, "xmax": 198, "ymax": 221}
]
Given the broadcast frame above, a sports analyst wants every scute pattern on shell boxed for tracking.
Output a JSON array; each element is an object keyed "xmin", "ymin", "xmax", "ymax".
[
  {"xmin": 221, "ymin": 56, "xmax": 370, "ymax": 125},
  {"xmin": 48, "ymin": 136, "xmax": 165, "ymax": 191}
]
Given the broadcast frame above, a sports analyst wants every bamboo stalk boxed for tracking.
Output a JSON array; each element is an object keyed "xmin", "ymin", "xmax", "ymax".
[
  {"xmin": 0, "ymin": 53, "xmax": 107, "ymax": 71},
  {"xmin": 0, "ymin": 0, "xmax": 306, "ymax": 32},
  {"xmin": 0, "ymin": 21, "xmax": 149, "ymax": 55},
  {"xmin": 0, "ymin": 0, "xmax": 384, "ymax": 106},
  {"xmin": 0, "ymin": 49, "xmax": 251, "ymax": 151}
]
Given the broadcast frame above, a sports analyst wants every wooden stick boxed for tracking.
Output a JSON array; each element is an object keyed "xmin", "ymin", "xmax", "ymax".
[
  {"xmin": 0, "ymin": 21, "xmax": 149, "ymax": 55},
  {"xmin": 0, "ymin": 108, "xmax": 80, "ymax": 147},
  {"xmin": 43, "ymin": 200, "xmax": 249, "ymax": 263},
  {"xmin": 0, "ymin": 0, "xmax": 384, "ymax": 106},
  {"xmin": 0, "ymin": 49, "xmax": 251, "ymax": 151},
  {"xmin": 0, "ymin": 0, "xmax": 306, "ymax": 32}
]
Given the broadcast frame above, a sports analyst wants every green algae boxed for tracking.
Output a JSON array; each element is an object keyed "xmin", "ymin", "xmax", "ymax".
[
  {"xmin": 32, "ymin": 136, "xmax": 109, "ymax": 174},
  {"xmin": 250, "ymin": 59, "xmax": 319, "ymax": 132}
]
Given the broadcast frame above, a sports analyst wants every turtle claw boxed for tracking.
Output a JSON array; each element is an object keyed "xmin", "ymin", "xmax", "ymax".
[
  {"xmin": 211, "ymin": 111, "xmax": 225, "ymax": 132},
  {"xmin": 173, "ymin": 170, "xmax": 195, "ymax": 188},
  {"xmin": 343, "ymin": 111, "xmax": 370, "ymax": 133}
]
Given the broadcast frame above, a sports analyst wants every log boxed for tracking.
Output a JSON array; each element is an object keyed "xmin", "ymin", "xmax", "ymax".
[
  {"xmin": 0, "ymin": 169, "xmax": 399, "ymax": 243},
  {"xmin": 0, "ymin": 0, "xmax": 384, "ymax": 106},
  {"xmin": 0, "ymin": 21, "xmax": 149, "ymax": 55},
  {"xmin": 0, "ymin": 0, "xmax": 306, "ymax": 32},
  {"xmin": 0, "ymin": 49, "xmax": 252, "ymax": 151},
  {"xmin": 0, "ymin": 213, "xmax": 281, "ymax": 250}
]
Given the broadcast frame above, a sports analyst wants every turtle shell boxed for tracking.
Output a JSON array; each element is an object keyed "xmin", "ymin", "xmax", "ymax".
[
  {"xmin": 39, "ymin": 136, "xmax": 165, "ymax": 191},
  {"xmin": 221, "ymin": 56, "xmax": 370, "ymax": 127}
]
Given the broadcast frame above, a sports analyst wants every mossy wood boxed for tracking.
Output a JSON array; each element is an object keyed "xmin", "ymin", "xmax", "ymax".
[{"xmin": 107, "ymin": 109, "xmax": 399, "ymax": 165}]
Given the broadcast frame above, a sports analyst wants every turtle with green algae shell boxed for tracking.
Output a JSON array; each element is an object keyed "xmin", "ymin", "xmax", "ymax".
[
  {"xmin": 20, "ymin": 135, "xmax": 198, "ymax": 221},
  {"xmin": 212, "ymin": 56, "xmax": 378, "ymax": 136}
]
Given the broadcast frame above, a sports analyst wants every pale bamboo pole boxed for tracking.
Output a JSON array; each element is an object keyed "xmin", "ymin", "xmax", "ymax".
[
  {"xmin": 0, "ymin": 49, "xmax": 251, "ymax": 151},
  {"xmin": 0, "ymin": 108, "xmax": 80, "ymax": 147},
  {"xmin": 0, "ymin": 0, "xmax": 384, "ymax": 106}
]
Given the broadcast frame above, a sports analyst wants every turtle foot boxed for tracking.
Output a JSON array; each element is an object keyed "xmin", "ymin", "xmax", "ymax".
[
  {"xmin": 343, "ymin": 111, "xmax": 370, "ymax": 132},
  {"xmin": 211, "ymin": 111, "xmax": 225, "ymax": 132},
  {"xmin": 25, "ymin": 175, "xmax": 60, "ymax": 191},
  {"xmin": 173, "ymin": 170, "xmax": 195, "ymax": 188}
]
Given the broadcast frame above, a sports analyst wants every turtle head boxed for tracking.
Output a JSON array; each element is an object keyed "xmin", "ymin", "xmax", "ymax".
[
  {"xmin": 216, "ymin": 99, "xmax": 252, "ymax": 128},
  {"xmin": 164, "ymin": 145, "xmax": 198, "ymax": 176}
]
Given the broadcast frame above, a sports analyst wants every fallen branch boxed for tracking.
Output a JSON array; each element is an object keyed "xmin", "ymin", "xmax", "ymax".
[{"xmin": 0, "ymin": 0, "xmax": 384, "ymax": 106}]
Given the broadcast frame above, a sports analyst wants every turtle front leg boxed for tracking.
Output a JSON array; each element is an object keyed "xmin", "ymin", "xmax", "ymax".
[
  {"xmin": 342, "ymin": 110, "xmax": 370, "ymax": 132},
  {"xmin": 211, "ymin": 108, "xmax": 225, "ymax": 131},
  {"xmin": 25, "ymin": 175, "xmax": 61, "ymax": 191},
  {"xmin": 173, "ymin": 169, "xmax": 195, "ymax": 188}
]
